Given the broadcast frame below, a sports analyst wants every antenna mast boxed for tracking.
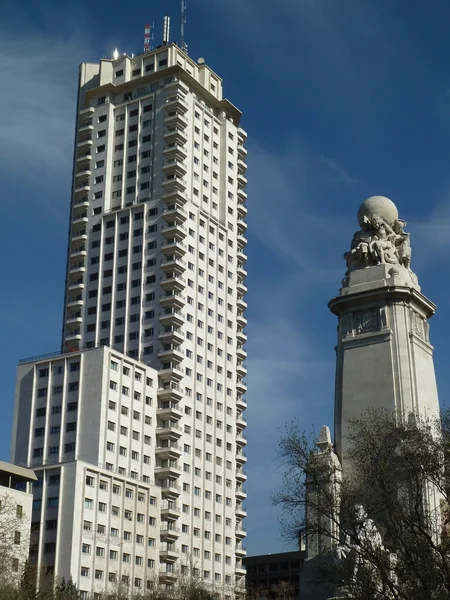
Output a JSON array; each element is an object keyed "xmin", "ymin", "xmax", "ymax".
[
  {"xmin": 163, "ymin": 16, "xmax": 170, "ymax": 46},
  {"xmin": 181, "ymin": 0, "xmax": 188, "ymax": 53},
  {"xmin": 144, "ymin": 23, "xmax": 154, "ymax": 53}
]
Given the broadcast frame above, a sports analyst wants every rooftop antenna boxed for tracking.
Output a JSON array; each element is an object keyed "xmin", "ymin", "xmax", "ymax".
[
  {"xmin": 181, "ymin": 0, "xmax": 188, "ymax": 53},
  {"xmin": 162, "ymin": 16, "xmax": 170, "ymax": 46},
  {"xmin": 144, "ymin": 23, "xmax": 154, "ymax": 52}
]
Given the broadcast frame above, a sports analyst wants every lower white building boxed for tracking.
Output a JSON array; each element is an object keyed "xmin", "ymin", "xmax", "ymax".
[
  {"xmin": 0, "ymin": 461, "xmax": 36, "ymax": 582},
  {"xmin": 12, "ymin": 345, "xmax": 245, "ymax": 598}
]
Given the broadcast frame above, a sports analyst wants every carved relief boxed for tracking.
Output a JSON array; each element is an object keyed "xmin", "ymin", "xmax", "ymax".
[
  {"xmin": 412, "ymin": 313, "xmax": 425, "ymax": 339},
  {"xmin": 355, "ymin": 310, "xmax": 379, "ymax": 334}
]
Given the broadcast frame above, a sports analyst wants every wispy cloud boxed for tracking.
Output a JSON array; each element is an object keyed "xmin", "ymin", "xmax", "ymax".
[
  {"xmin": 320, "ymin": 155, "xmax": 359, "ymax": 185},
  {"xmin": 0, "ymin": 11, "xmax": 93, "ymax": 213}
]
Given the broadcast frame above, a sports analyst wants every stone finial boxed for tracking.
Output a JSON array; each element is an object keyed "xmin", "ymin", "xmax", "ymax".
[{"xmin": 316, "ymin": 425, "xmax": 333, "ymax": 451}]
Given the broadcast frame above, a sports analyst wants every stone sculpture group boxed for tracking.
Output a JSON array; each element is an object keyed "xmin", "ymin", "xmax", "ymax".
[{"xmin": 343, "ymin": 196, "xmax": 413, "ymax": 286}]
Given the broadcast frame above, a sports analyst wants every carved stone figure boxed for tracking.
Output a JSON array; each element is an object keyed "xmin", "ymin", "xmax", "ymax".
[{"xmin": 344, "ymin": 197, "xmax": 414, "ymax": 277}]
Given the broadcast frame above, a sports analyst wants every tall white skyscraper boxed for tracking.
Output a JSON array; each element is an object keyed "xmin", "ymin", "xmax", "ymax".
[{"xmin": 11, "ymin": 41, "xmax": 247, "ymax": 599}]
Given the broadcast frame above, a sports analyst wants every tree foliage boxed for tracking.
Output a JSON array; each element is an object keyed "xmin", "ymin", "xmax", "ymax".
[{"xmin": 273, "ymin": 409, "xmax": 450, "ymax": 600}]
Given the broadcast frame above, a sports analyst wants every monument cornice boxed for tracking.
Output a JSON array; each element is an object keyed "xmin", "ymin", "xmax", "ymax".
[{"xmin": 328, "ymin": 284, "xmax": 436, "ymax": 320}]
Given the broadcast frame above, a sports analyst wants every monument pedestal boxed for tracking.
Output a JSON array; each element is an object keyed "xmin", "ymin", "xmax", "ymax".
[{"xmin": 329, "ymin": 262, "xmax": 440, "ymax": 466}]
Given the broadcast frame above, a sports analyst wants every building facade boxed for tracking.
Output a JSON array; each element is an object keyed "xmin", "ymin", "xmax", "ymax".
[
  {"xmin": 0, "ymin": 461, "xmax": 37, "ymax": 582},
  {"xmin": 11, "ymin": 42, "xmax": 247, "ymax": 599},
  {"xmin": 243, "ymin": 551, "xmax": 304, "ymax": 599}
]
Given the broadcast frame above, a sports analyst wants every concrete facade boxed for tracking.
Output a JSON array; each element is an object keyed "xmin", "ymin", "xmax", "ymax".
[
  {"xmin": 0, "ymin": 461, "xmax": 36, "ymax": 582},
  {"xmin": 11, "ymin": 41, "xmax": 247, "ymax": 600}
]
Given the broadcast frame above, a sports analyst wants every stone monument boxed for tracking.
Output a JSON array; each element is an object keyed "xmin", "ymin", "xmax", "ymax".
[
  {"xmin": 300, "ymin": 196, "xmax": 442, "ymax": 599},
  {"xmin": 329, "ymin": 195, "xmax": 440, "ymax": 468}
]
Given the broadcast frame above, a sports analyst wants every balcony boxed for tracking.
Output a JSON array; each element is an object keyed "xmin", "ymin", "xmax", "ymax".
[
  {"xmin": 236, "ymin": 345, "xmax": 247, "ymax": 360},
  {"xmin": 160, "ymin": 274, "xmax": 186, "ymax": 292},
  {"xmin": 159, "ymin": 481, "xmax": 182, "ymax": 498},
  {"xmin": 236, "ymin": 414, "xmax": 247, "ymax": 428},
  {"xmin": 236, "ymin": 363, "xmax": 247, "ymax": 377},
  {"xmin": 76, "ymin": 153, "xmax": 92, "ymax": 165},
  {"xmin": 163, "ymin": 159, "xmax": 188, "ymax": 179},
  {"xmin": 160, "ymin": 524, "xmax": 181, "ymax": 541},
  {"xmin": 161, "ymin": 223, "xmax": 187, "ymax": 240},
  {"xmin": 70, "ymin": 246, "xmax": 86, "ymax": 259},
  {"xmin": 158, "ymin": 383, "xmax": 183, "ymax": 402},
  {"xmin": 159, "ymin": 310, "xmax": 184, "ymax": 327},
  {"xmin": 159, "ymin": 566, "xmax": 177, "ymax": 583},
  {"xmin": 160, "ymin": 502, "xmax": 181, "ymax": 520},
  {"xmin": 69, "ymin": 263, "xmax": 86, "ymax": 276},
  {"xmin": 78, "ymin": 123, "xmax": 93, "ymax": 135},
  {"xmin": 162, "ymin": 205, "xmax": 187, "ymax": 223},
  {"xmin": 163, "ymin": 145, "xmax": 188, "ymax": 163},
  {"xmin": 237, "ymin": 172, "xmax": 247, "ymax": 187},
  {"xmin": 68, "ymin": 279, "xmax": 85, "ymax": 292},
  {"xmin": 164, "ymin": 95, "xmax": 188, "ymax": 113},
  {"xmin": 74, "ymin": 182, "xmax": 90, "ymax": 195},
  {"xmin": 238, "ymin": 144, "xmax": 248, "ymax": 158},
  {"xmin": 236, "ymin": 506, "xmax": 247, "ymax": 519},
  {"xmin": 157, "ymin": 363, "xmax": 184, "ymax": 383},
  {"xmin": 236, "ymin": 297, "xmax": 247, "ymax": 312},
  {"xmin": 77, "ymin": 138, "xmax": 93, "ymax": 151},
  {"xmin": 235, "ymin": 544, "xmax": 247, "ymax": 556},
  {"xmin": 235, "ymin": 566, "xmax": 246, "ymax": 576},
  {"xmin": 237, "ymin": 159, "xmax": 248, "ymax": 172},
  {"xmin": 158, "ymin": 345, "xmax": 184, "ymax": 363},
  {"xmin": 75, "ymin": 168, "xmax": 91, "ymax": 179},
  {"xmin": 164, "ymin": 112, "xmax": 188, "ymax": 129},
  {"xmin": 155, "ymin": 444, "xmax": 182, "ymax": 460},
  {"xmin": 66, "ymin": 313, "xmax": 82, "ymax": 325},
  {"xmin": 236, "ymin": 450, "xmax": 247, "ymax": 464},
  {"xmin": 237, "ymin": 313, "xmax": 247, "ymax": 328},
  {"xmin": 237, "ymin": 249, "xmax": 248, "ymax": 262},
  {"xmin": 236, "ymin": 468, "xmax": 247, "ymax": 483},
  {"xmin": 237, "ymin": 187, "xmax": 247, "ymax": 202},
  {"xmin": 154, "ymin": 462, "xmax": 182, "ymax": 478},
  {"xmin": 237, "ymin": 220, "xmax": 248, "ymax": 234},
  {"xmin": 236, "ymin": 279, "xmax": 247, "ymax": 295},
  {"xmin": 165, "ymin": 78, "xmax": 189, "ymax": 94},
  {"xmin": 237, "ymin": 234, "xmax": 248, "ymax": 248},
  {"xmin": 72, "ymin": 215, "xmax": 89, "ymax": 227},
  {"xmin": 67, "ymin": 296, "xmax": 83, "ymax": 309},
  {"xmin": 162, "ymin": 176, "xmax": 187, "ymax": 195},
  {"xmin": 156, "ymin": 423, "xmax": 183, "ymax": 440},
  {"xmin": 160, "ymin": 292, "xmax": 185, "ymax": 310},
  {"xmin": 236, "ymin": 379, "xmax": 247, "ymax": 394},
  {"xmin": 158, "ymin": 328, "xmax": 184, "ymax": 346},
  {"xmin": 236, "ymin": 433, "xmax": 247, "ymax": 447},
  {"xmin": 163, "ymin": 187, "xmax": 188, "ymax": 205},
  {"xmin": 65, "ymin": 330, "xmax": 81, "ymax": 342},
  {"xmin": 163, "ymin": 128, "xmax": 188, "ymax": 146},
  {"xmin": 236, "ymin": 396, "xmax": 247, "ymax": 411},
  {"xmin": 237, "ymin": 203, "xmax": 247, "ymax": 219},
  {"xmin": 237, "ymin": 127, "xmax": 247, "ymax": 142},
  {"xmin": 161, "ymin": 240, "xmax": 186, "ymax": 258},
  {"xmin": 160, "ymin": 258, "xmax": 186, "ymax": 275},
  {"xmin": 73, "ymin": 197, "xmax": 89, "ymax": 209},
  {"xmin": 236, "ymin": 487, "xmax": 247, "ymax": 501},
  {"xmin": 79, "ymin": 107, "xmax": 95, "ymax": 116},
  {"xmin": 157, "ymin": 402, "xmax": 183, "ymax": 420},
  {"xmin": 159, "ymin": 544, "xmax": 180, "ymax": 562}
]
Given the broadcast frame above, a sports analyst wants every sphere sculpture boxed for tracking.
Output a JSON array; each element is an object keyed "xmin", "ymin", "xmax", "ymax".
[{"xmin": 358, "ymin": 196, "xmax": 399, "ymax": 229}]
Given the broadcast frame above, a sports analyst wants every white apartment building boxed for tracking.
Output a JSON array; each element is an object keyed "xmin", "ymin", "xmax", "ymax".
[
  {"xmin": 0, "ymin": 461, "xmax": 37, "ymax": 581},
  {"xmin": 11, "ymin": 41, "xmax": 247, "ymax": 598}
]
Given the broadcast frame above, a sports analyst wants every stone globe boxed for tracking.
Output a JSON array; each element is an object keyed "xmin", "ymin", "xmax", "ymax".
[{"xmin": 358, "ymin": 196, "xmax": 399, "ymax": 228}]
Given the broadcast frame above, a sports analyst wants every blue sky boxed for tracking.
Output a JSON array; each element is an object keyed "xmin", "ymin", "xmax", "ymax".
[{"xmin": 2, "ymin": 0, "xmax": 450, "ymax": 556}]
